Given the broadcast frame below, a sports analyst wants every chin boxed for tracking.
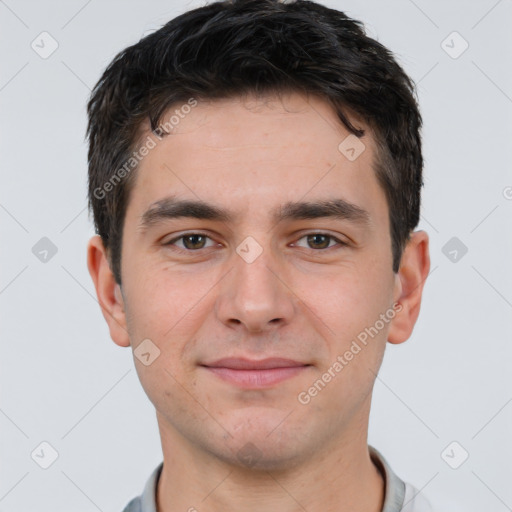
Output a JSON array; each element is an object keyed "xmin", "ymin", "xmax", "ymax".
[
  {"xmin": 214, "ymin": 415, "xmax": 309, "ymax": 471},
  {"xmin": 215, "ymin": 441, "xmax": 305, "ymax": 473}
]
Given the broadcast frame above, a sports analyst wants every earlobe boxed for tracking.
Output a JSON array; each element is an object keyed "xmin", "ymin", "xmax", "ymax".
[
  {"xmin": 387, "ymin": 230, "xmax": 430, "ymax": 345},
  {"xmin": 87, "ymin": 235, "xmax": 131, "ymax": 347}
]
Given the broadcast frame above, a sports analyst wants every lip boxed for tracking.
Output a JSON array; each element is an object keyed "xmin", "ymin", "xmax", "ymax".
[
  {"xmin": 202, "ymin": 357, "xmax": 307, "ymax": 370},
  {"xmin": 200, "ymin": 358, "xmax": 311, "ymax": 389}
]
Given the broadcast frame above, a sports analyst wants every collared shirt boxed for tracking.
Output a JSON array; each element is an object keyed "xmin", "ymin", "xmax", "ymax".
[{"xmin": 122, "ymin": 445, "xmax": 433, "ymax": 512}]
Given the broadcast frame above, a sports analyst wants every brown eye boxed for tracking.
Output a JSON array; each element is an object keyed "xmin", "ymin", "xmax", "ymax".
[
  {"xmin": 164, "ymin": 233, "xmax": 215, "ymax": 251},
  {"xmin": 294, "ymin": 233, "xmax": 345, "ymax": 250},
  {"xmin": 306, "ymin": 234, "xmax": 331, "ymax": 249},
  {"xmin": 182, "ymin": 234, "xmax": 207, "ymax": 250}
]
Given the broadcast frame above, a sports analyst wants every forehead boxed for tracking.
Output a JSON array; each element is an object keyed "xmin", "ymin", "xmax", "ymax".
[{"xmin": 127, "ymin": 92, "xmax": 386, "ymax": 226}]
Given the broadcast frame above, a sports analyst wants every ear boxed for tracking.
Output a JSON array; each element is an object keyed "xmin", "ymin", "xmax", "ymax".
[
  {"xmin": 87, "ymin": 235, "xmax": 131, "ymax": 347},
  {"xmin": 387, "ymin": 230, "xmax": 430, "ymax": 345}
]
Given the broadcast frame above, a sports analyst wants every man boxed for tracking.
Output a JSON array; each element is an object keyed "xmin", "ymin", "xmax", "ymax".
[{"xmin": 86, "ymin": 0, "xmax": 432, "ymax": 510}]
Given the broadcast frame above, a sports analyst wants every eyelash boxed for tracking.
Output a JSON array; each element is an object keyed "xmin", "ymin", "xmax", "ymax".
[{"xmin": 163, "ymin": 232, "xmax": 348, "ymax": 253}]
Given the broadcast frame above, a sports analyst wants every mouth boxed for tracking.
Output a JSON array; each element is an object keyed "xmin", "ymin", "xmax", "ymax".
[{"xmin": 200, "ymin": 358, "xmax": 311, "ymax": 389}]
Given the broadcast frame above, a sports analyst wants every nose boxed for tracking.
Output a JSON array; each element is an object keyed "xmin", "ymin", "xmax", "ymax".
[{"xmin": 215, "ymin": 244, "xmax": 295, "ymax": 334}]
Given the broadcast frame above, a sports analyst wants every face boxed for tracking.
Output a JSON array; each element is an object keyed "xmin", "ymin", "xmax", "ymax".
[{"xmin": 89, "ymin": 92, "xmax": 424, "ymax": 471}]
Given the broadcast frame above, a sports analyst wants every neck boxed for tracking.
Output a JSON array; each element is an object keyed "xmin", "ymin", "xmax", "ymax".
[{"xmin": 156, "ymin": 421, "xmax": 384, "ymax": 512}]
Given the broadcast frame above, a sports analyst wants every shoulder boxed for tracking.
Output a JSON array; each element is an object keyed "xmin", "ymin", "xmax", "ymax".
[
  {"xmin": 401, "ymin": 481, "xmax": 434, "ymax": 512},
  {"xmin": 120, "ymin": 461, "xmax": 163, "ymax": 512},
  {"xmin": 369, "ymin": 445, "xmax": 435, "ymax": 512},
  {"xmin": 121, "ymin": 496, "xmax": 142, "ymax": 512}
]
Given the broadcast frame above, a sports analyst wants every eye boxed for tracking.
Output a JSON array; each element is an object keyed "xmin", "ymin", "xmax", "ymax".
[
  {"xmin": 292, "ymin": 233, "xmax": 347, "ymax": 250},
  {"xmin": 163, "ymin": 233, "xmax": 216, "ymax": 251},
  {"xmin": 162, "ymin": 232, "xmax": 348, "ymax": 253}
]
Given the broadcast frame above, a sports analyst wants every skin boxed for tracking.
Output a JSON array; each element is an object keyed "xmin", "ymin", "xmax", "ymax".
[{"xmin": 88, "ymin": 91, "xmax": 430, "ymax": 512}]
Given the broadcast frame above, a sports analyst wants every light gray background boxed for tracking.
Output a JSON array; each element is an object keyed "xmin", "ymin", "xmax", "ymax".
[{"xmin": 1, "ymin": 0, "xmax": 511, "ymax": 510}]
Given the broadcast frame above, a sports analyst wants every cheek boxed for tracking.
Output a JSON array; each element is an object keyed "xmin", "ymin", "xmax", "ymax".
[
  {"xmin": 134, "ymin": 361, "xmax": 199, "ymax": 426},
  {"xmin": 122, "ymin": 261, "xmax": 216, "ymax": 358},
  {"xmin": 301, "ymin": 258, "xmax": 394, "ymax": 391},
  {"xmin": 305, "ymin": 264, "xmax": 392, "ymax": 337},
  {"xmin": 124, "ymin": 260, "xmax": 177, "ymax": 323}
]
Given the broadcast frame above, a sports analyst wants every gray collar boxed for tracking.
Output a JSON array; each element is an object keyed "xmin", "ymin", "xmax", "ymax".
[
  {"xmin": 369, "ymin": 445, "xmax": 406, "ymax": 511},
  {"xmin": 126, "ymin": 445, "xmax": 406, "ymax": 512}
]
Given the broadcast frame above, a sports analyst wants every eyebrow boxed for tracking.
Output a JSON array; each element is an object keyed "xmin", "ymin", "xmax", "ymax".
[{"xmin": 138, "ymin": 195, "xmax": 371, "ymax": 232}]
